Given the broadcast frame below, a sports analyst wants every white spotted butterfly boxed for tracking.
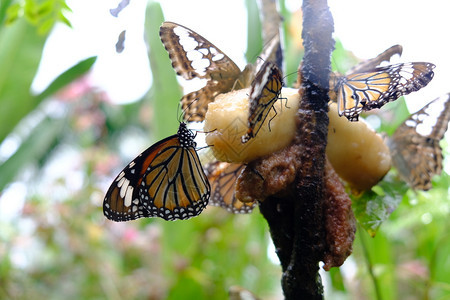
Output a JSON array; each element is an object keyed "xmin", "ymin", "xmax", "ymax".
[
  {"xmin": 159, "ymin": 21, "xmax": 280, "ymax": 122},
  {"xmin": 388, "ymin": 93, "xmax": 450, "ymax": 190}
]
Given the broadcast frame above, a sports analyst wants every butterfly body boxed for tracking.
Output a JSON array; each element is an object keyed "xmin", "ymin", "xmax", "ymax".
[
  {"xmin": 241, "ymin": 61, "xmax": 283, "ymax": 143},
  {"xmin": 388, "ymin": 93, "xmax": 450, "ymax": 190},
  {"xmin": 103, "ymin": 123, "xmax": 210, "ymax": 221}
]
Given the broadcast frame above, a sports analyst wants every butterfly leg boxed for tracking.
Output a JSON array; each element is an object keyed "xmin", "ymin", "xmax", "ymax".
[
  {"xmin": 232, "ymin": 78, "xmax": 245, "ymax": 90},
  {"xmin": 267, "ymin": 105, "xmax": 278, "ymax": 132}
]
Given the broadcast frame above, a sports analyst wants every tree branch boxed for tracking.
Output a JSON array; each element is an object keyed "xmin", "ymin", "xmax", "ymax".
[
  {"xmin": 236, "ymin": 0, "xmax": 336, "ymax": 297},
  {"xmin": 259, "ymin": 0, "xmax": 334, "ymax": 298}
]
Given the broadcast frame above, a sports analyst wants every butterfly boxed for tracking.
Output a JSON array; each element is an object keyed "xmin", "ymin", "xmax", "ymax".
[
  {"xmin": 159, "ymin": 21, "xmax": 280, "ymax": 122},
  {"xmin": 241, "ymin": 61, "xmax": 284, "ymax": 143},
  {"xmin": 103, "ymin": 122, "xmax": 211, "ymax": 221},
  {"xmin": 330, "ymin": 45, "xmax": 435, "ymax": 121},
  {"xmin": 327, "ymin": 44, "xmax": 403, "ymax": 96},
  {"xmin": 388, "ymin": 93, "xmax": 450, "ymax": 190},
  {"xmin": 204, "ymin": 161, "xmax": 257, "ymax": 214},
  {"xmin": 346, "ymin": 44, "xmax": 403, "ymax": 74}
]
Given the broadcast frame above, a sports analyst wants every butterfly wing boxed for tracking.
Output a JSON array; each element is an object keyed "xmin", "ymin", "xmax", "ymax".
[
  {"xmin": 205, "ymin": 161, "xmax": 256, "ymax": 214},
  {"xmin": 160, "ymin": 21, "xmax": 242, "ymax": 121},
  {"xmin": 254, "ymin": 34, "xmax": 281, "ymax": 73},
  {"xmin": 104, "ymin": 123, "xmax": 210, "ymax": 221},
  {"xmin": 241, "ymin": 61, "xmax": 283, "ymax": 143},
  {"xmin": 389, "ymin": 93, "xmax": 450, "ymax": 190},
  {"xmin": 329, "ymin": 45, "xmax": 403, "ymax": 106},
  {"xmin": 336, "ymin": 62, "xmax": 435, "ymax": 121},
  {"xmin": 347, "ymin": 44, "xmax": 403, "ymax": 74},
  {"xmin": 103, "ymin": 134, "xmax": 178, "ymax": 221}
]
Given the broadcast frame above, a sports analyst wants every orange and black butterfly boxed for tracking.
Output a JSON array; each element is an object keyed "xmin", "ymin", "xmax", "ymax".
[
  {"xmin": 388, "ymin": 93, "xmax": 450, "ymax": 190},
  {"xmin": 330, "ymin": 45, "xmax": 435, "ymax": 121},
  {"xmin": 204, "ymin": 161, "xmax": 257, "ymax": 214},
  {"xmin": 159, "ymin": 21, "xmax": 280, "ymax": 122},
  {"xmin": 241, "ymin": 61, "xmax": 284, "ymax": 143},
  {"xmin": 103, "ymin": 122, "xmax": 210, "ymax": 221}
]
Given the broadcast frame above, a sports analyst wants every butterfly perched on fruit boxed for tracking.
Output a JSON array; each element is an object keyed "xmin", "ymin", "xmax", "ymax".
[
  {"xmin": 388, "ymin": 93, "xmax": 450, "ymax": 190},
  {"xmin": 241, "ymin": 61, "xmax": 284, "ymax": 143},
  {"xmin": 204, "ymin": 161, "xmax": 257, "ymax": 213},
  {"xmin": 159, "ymin": 21, "xmax": 280, "ymax": 122},
  {"xmin": 329, "ymin": 45, "xmax": 435, "ymax": 121},
  {"xmin": 103, "ymin": 122, "xmax": 210, "ymax": 221}
]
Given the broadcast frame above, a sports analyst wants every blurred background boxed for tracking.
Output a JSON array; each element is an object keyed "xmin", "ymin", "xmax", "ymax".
[{"xmin": 0, "ymin": 0, "xmax": 449, "ymax": 299}]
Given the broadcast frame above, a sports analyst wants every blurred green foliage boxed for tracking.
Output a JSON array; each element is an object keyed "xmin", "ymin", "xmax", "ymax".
[
  {"xmin": 352, "ymin": 174, "xmax": 409, "ymax": 236},
  {"xmin": 0, "ymin": 0, "xmax": 449, "ymax": 300},
  {"xmin": 3, "ymin": 0, "xmax": 70, "ymax": 33},
  {"xmin": 0, "ymin": 18, "xmax": 47, "ymax": 143},
  {"xmin": 0, "ymin": 57, "xmax": 96, "ymax": 191}
]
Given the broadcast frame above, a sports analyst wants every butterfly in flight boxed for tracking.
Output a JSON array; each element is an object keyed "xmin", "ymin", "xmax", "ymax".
[
  {"xmin": 103, "ymin": 122, "xmax": 210, "ymax": 221},
  {"xmin": 241, "ymin": 61, "xmax": 284, "ymax": 143},
  {"xmin": 388, "ymin": 93, "xmax": 450, "ymax": 190},
  {"xmin": 159, "ymin": 21, "xmax": 280, "ymax": 122},
  {"xmin": 204, "ymin": 161, "xmax": 257, "ymax": 214},
  {"xmin": 329, "ymin": 45, "xmax": 435, "ymax": 121}
]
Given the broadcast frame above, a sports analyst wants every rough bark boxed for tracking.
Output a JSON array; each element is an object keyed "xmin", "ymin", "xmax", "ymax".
[{"xmin": 258, "ymin": 0, "xmax": 334, "ymax": 298}]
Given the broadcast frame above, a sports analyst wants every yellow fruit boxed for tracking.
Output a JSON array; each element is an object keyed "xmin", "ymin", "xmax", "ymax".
[
  {"xmin": 204, "ymin": 88, "xmax": 300, "ymax": 163},
  {"xmin": 204, "ymin": 89, "xmax": 391, "ymax": 190},
  {"xmin": 326, "ymin": 103, "xmax": 391, "ymax": 191}
]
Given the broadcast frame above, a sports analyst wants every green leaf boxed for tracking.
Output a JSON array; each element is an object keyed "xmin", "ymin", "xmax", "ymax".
[
  {"xmin": 3, "ymin": 2, "xmax": 20, "ymax": 25},
  {"xmin": 37, "ymin": 0, "xmax": 53, "ymax": 16},
  {"xmin": 24, "ymin": 0, "xmax": 39, "ymax": 24},
  {"xmin": 58, "ymin": 11, "xmax": 71, "ymax": 28},
  {"xmin": 0, "ymin": 0, "xmax": 14, "ymax": 25},
  {"xmin": 37, "ymin": 16, "xmax": 54, "ymax": 34},
  {"xmin": 356, "ymin": 226, "xmax": 397, "ymax": 300},
  {"xmin": 35, "ymin": 56, "xmax": 97, "ymax": 102},
  {"xmin": 145, "ymin": 2, "xmax": 181, "ymax": 140},
  {"xmin": 245, "ymin": 0, "xmax": 262, "ymax": 64},
  {"xmin": 352, "ymin": 174, "xmax": 409, "ymax": 236},
  {"xmin": 331, "ymin": 40, "xmax": 360, "ymax": 73},
  {"xmin": 0, "ymin": 19, "xmax": 47, "ymax": 143},
  {"xmin": 4, "ymin": 0, "xmax": 71, "ymax": 33},
  {"xmin": 0, "ymin": 116, "xmax": 65, "ymax": 191}
]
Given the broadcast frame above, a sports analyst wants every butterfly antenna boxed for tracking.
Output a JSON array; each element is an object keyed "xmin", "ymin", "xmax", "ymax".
[
  {"xmin": 182, "ymin": 97, "xmax": 207, "ymax": 124},
  {"xmin": 176, "ymin": 101, "xmax": 185, "ymax": 124},
  {"xmin": 196, "ymin": 144, "xmax": 212, "ymax": 151},
  {"xmin": 283, "ymin": 70, "xmax": 300, "ymax": 83},
  {"xmin": 255, "ymin": 34, "xmax": 281, "ymax": 63},
  {"xmin": 187, "ymin": 112, "xmax": 206, "ymax": 124}
]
